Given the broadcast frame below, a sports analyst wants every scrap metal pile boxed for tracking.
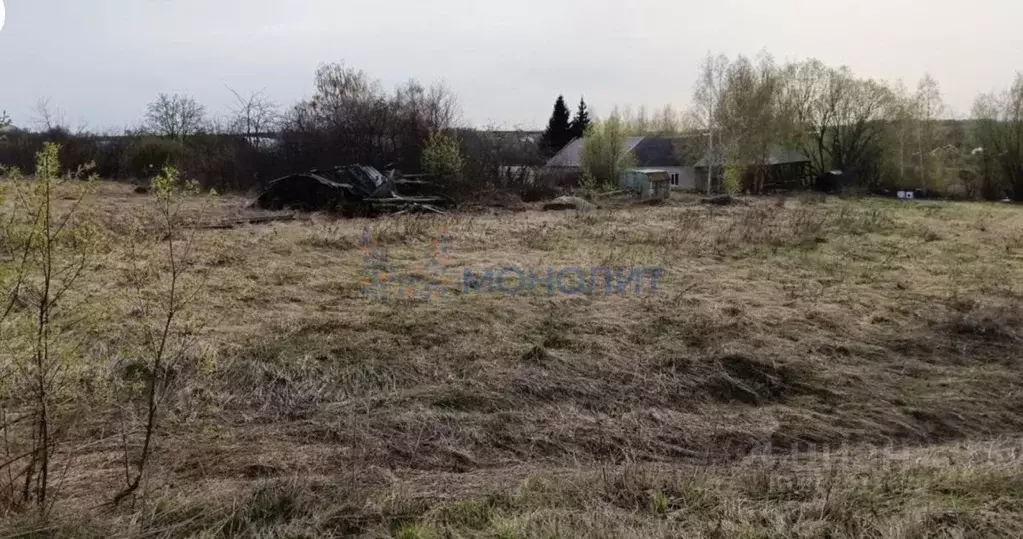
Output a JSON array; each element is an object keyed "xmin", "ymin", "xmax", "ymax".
[{"xmin": 255, "ymin": 165, "xmax": 452, "ymax": 216}]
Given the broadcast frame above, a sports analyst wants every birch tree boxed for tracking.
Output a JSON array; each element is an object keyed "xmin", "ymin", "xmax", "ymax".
[
  {"xmin": 716, "ymin": 54, "xmax": 794, "ymax": 193},
  {"xmin": 886, "ymin": 80, "xmax": 919, "ymax": 184},
  {"xmin": 915, "ymin": 73, "xmax": 945, "ymax": 188},
  {"xmin": 693, "ymin": 53, "xmax": 729, "ymax": 194}
]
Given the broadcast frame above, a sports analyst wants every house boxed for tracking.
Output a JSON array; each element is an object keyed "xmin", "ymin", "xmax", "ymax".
[
  {"xmin": 693, "ymin": 146, "xmax": 811, "ymax": 193},
  {"xmin": 545, "ymin": 136, "xmax": 698, "ymax": 190}
]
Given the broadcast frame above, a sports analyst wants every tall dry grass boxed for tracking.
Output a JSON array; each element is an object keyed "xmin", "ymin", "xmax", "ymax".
[{"xmin": 2, "ymin": 183, "xmax": 1023, "ymax": 537}]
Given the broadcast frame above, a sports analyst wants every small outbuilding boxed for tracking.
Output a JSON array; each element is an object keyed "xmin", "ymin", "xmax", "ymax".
[{"xmin": 620, "ymin": 169, "xmax": 671, "ymax": 200}]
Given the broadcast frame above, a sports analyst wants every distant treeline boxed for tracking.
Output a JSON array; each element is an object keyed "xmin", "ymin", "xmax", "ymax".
[
  {"xmin": 0, "ymin": 128, "xmax": 545, "ymax": 195},
  {"xmin": 0, "ymin": 63, "xmax": 545, "ymax": 196},
  {"xmin": 4, "ymin": 55, "xmax": 1023, "ymax": 201}
]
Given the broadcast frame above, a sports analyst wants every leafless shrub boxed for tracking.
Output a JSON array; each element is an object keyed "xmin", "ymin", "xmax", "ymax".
[{"xmin": 112, "ymin": 166, "xmax": 216, "ymax": 508}]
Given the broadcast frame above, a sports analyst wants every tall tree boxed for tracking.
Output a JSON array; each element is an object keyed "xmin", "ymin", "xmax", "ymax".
[
  {"xmin": 227, "ymin": 88, "xmax": 280, "ymax": 147},
  {"xmin": 145, "ymin": 93, "xmax": 207, "ymax": 139},
  {"xmin": 632, "ymin": 105, "xmax": 651, "ymax": 134},
  {"xmin": 885, "ymin": 80, "xmax": 919, "ymax": 185},
  {"xmin": 283, "ymin": 62, "xmax": 459, "ymax": 171},
  {"xmin": 693, "ymin": 53, "xmax": 729, "ymax": 194},
  {"xmin": 781, "ymin": 61, "xmax": 894, "ymax": 185},
  {"xmin": 914, "ymin": 73, "xmax": 945, "ymax": 189},
  {"xmin": 652, "ymin": 104, "xmax": 681, "ymax": 135},
  {"xmin": 715, "ymin": 53, "xmax": 794, "ymax": 194},
  {"xmin": 972, "ymin": 74, "xmax": 1023, "ymax": 200},
  {"xmin": 569, "ymin": 97, "xmax": 592, "ymax": 139},
  {"xmin": 540, "ymin": 95, "xmax": 573, "ymax": 156}
]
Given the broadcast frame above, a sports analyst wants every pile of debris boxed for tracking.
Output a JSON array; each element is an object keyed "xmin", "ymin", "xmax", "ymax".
[
  {"xmin": 542, "ymin": 196, "xmax": 596, "ymax": 212},
  {"xmin": 254, "ymin": 165, "xmax": 452, "ymax": 216}
]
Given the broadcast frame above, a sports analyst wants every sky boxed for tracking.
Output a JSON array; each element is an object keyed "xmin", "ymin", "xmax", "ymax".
[{"xmin": 0, "ymin": 0, "xmax": 1020, "ymax": 132}]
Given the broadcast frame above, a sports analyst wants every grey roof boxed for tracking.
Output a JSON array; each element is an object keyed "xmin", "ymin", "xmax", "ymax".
[
  {"xmin": 546, "ymin": 136, "xmax": 694, "ymax": 168},
  {"xmin": 633, "ymin": 137, "xmax": 689, "ymax": 167},
  {"xmin": 546, "ymin": 137, "xmax": 643, "ymax": 168},
  {"xmin": 694, "ymin": 146, "xmax": 809, "ymax": 167}
]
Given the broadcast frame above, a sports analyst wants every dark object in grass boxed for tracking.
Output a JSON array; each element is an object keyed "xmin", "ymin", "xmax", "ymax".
[
  {"xmin": 701, "ymin": 195, "xmax": 736, "ymax": 206},
  {"xmin": 254, "ymin": 165, "xmax": 452, "ymax": 216}
]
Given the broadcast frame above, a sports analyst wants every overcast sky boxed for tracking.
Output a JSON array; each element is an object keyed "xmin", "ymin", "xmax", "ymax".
[{"xmin": 0, "ymin": 0, "xmax": 1020, "ymax": 131}]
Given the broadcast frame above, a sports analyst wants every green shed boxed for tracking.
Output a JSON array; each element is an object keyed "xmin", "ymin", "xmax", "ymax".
[{"xmin": 620, "ymin": 169, "xmax": 670, "ymax": 200}]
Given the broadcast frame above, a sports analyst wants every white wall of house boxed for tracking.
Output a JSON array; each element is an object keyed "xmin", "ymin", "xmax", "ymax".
[
  {"xmin": 544, "ymin": 165, "xmax": 697, "ymax": 191},
  {"xmin": 636, "ymin": 167, "xmax": 696, "ymax": 190}
]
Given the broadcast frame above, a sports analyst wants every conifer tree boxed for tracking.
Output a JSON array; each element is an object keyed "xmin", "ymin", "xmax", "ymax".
[
  {"xmin": 569, "ymin": 97, "xmax": 592, "ymax": 139},
  {"xmin": 540, "ymin": 95, "xmax": 573, "ymax": 155}
]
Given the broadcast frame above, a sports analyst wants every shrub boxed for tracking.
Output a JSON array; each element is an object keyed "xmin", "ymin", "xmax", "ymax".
[
  {"xmin": 580, "ymin": 115, "xmax": 635, "ymax": 189},
  {"xmin": 0, "ymin": 143, "xmax": 100, "ymax": 514},
  {"xmin": 422, "ymin": 131, "xmax": 465, "ymax": 193},
  {"xmin": 122, "ymin": 137, "xmax": 185, "ymax": 180}
]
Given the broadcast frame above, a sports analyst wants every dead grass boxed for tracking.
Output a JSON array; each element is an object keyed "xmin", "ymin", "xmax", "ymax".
[{"xmin": 4, "ymin": 182, "xmax": 1023, "ymax": 536}]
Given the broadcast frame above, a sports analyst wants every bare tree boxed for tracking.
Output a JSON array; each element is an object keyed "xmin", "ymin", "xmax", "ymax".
[
  {"xmin": 32, "ymin": 98, "xmax": 68, "ymax": 133},
  {"xmin": 281, "ymin": 62, "xmax": 461, "ymax": 171},
  {"xmin": 226, "ymin": 88, "xmax": 279, "ymax": 151},
  {"xmin": 885, "ymin": 80, "xmax": 919, "ymax": 184},
  {"xmin": 144, "ymin": 93, "xmax": 207, "ymax": 138},
  {"xmin": 652, "ymin": 104, "xmax": 682, "ymax": 135},
  {"xmin": 615, "ymin": 104, "xmax": 684, "ymax": 136},
  {"xmin": 632, "ymin": 105, "xmax": 651, "ymax": 134},
  {"xmin": 914, "ymin": 73, "xmax": 945, "ymax": 189}
]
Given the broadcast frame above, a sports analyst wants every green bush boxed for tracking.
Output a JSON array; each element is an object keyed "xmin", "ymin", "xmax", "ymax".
[{"xmin": 422, "ymin": 131, "xmax": 464, "ymax": 189}]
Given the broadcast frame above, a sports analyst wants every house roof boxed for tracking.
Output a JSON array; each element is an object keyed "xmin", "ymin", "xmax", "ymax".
[
  {"xmin": 545, "ymin": 136, "xmax": 693, "ymax": 168},
  {"xmin": 633, "ymin": 137, "xmax": 688, "ymax": 167},
  {"xmin": 693, "ymin": 146, "xmax": 809, "ymax": 167},
  {"xmin": 546, "ymin": 137, "xmax": 643, "ymax": 168}
]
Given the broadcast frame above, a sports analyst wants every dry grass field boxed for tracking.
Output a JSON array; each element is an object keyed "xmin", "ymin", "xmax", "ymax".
[{"xmin": 3, "ymin": 181, "xmax": 1023, "ymax": 538}]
